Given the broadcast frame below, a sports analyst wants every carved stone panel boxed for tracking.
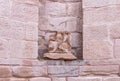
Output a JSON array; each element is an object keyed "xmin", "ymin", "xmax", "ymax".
[{"xmin": 44, "ymin": 32, "xmax": 77, "ymax": 60}]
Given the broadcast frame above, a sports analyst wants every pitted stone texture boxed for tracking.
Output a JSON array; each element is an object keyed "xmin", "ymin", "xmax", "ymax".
[
  {"xmin": 71, "ymin": 33, "xmax": 82, "ymax": 47},
  {"xmin": 84, "ymin": 25, "xmax": 108, "ymax": 40},
  {"xmin": 83, "ymin": 40, "xmax": 113, "ymax": 60},
  {"xmin": 29, "ymin": 78, "xmax": 51, "ymax": 81},
  {"xmin": 45, "ymin": 2, "xmax": 66, "ymax": 16},
  {"xmin": 67, "ymin": 77, "xmax": 102, "ymax": 81},
  {"xmin": 48, "ymin": 66, "xmax": 79, "ymax": 77},
  {"xmin": 0, "ymin": 66, "xmax": 12, "ymax": 78},
  {"xmin": 103, "ymin": 77, "xmax": 120, "ymax": 81},
  {"xmin": 84, "ymin": 5, "xmax": 120, "ymax": 25},
  {"xmin": 11, "ymin": 0, "xmax": 39, "ymax": 5},
  {"xmin": 0, "ymin": 0, "xmax": 10, "ymax": 17},
  {"xmin": 12, "ymin": 66, "xmax": 47, "ymax": 78},
  {"xmin": 114, "ymin": 39, "xmax": 120, "ymax": 58},
  {"xmin": 10, "ymin": 40, "xmax": 37, "ymax": 59},
  {"xmin": 10, "ymin": 78, "xmax": 28, "ymax": 81},
  {"xmin": 67, "ymin": 2, "xmax": 82, "ymax": 17},
  {"xmin": 83, "ymin": 0, "xmax": 120, "ymax": 8},
  {"xmin": 0, "ymin": 38, "xmax": 9, "ymax": 58},
  {"xmin": 52, "ymin": 77, "xmax": 66, "ymax": 81},
  {"xmin": 11, "ymin": 2, "xmax": 38, "ymax": 22},
  {"xmin": 79, "ymin": 65, "xmax": 119, "ymax": 76},
  {"xmin": 0, "ymin": 78, "xmax": 10, "ymax": 81},
  {"xmin": 110, "ymin": 22, "xmax": 120, "ymax": 39}
]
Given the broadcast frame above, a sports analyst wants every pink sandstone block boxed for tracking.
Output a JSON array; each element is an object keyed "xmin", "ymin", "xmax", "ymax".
[
  {"xmin": 67, "ymin": 77, "xmax": 102, "ymax": 81},
  {"xmin": 115, "ymin": 39, "xmax": 120, "ymax": 58},
  {"xmin": 83, "ymin": 40, "xmax": 113, "ymax": 60},
  {"xmin": 11, "ymin": 2, "xmax": 38, "ymax": 22},
  {"xmin": 29, "ymin": 78, "xmax": 51, "ymax": 81}
]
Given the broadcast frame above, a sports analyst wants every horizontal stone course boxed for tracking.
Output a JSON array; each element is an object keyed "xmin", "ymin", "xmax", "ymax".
[
  {"xmin": 12, "ymin": 66, "xmax": 47, "ymax": 78},
  {"xmin": 67, "ymin": 77, "xmax": 102, "ymax": 81},
  {"xmin": 79, "ymin": 65, "xmax": 119, "ymax": 76},
  {"xmin": 48, "ymin": 66, "xmax": 79, "ymax": 77}
]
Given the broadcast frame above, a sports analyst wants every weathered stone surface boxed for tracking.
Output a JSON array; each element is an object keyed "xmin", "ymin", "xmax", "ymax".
[
  {"xmin": 25, "ymin": 23, "xmax": 38, "ymax": 41},
  {"xmin": 84, "ymin": 5, "xmax": 120, "ymax": 25},
  {"xmin": 67, "ymin": 2, "xmax": 82, "ymax": 17},
  {"xmin": 0, "ymin": 78, "xmax": 10, "ymax": 81},
  {"xmin": 0, "ymin": 0, "xmax": 10, "ymax": 17},
  {"xmin": 114, "ymin": 39, "xmax": 120, "ymax": 58},
  {"xmin": 12, "ymin": 66, "xmax": 47, "ymax": 78},
  {"xmin": 83, "ymin": 40, "xmax": 113, "ymax": 60},
  {"xmin": 9, "ymin": 40, "xmax": 37, "ymax": 59},
  {"xmin": 44, "ymin": 53, "xmax": 77, "ymax": 60},
  {"xmin": 103, "ymin": 77, "xmax": 120, "ymax": 81},
  {"xmin": 71, "ymin": 33, "xmax": 82, "ymax": 47},
  {"xmin": 83, "ymin": 0, "xmax": 120, "ymax": 8},
  {"xmin": 52, "ymin": 77, "xmax": 66, "ymax": 81},
  {"xmin": 67, "ymin": 77, "xmax": 102, "ymax": 81},
  {"xmin": 10, "ymin": 78, "xmax": 28, "ymax": 81},
  {"xmin": 0, "ymin": 66, "xmax": 12, "ymax": 78},
  {"xmin": 48, "ymin": 66, "xmax": 79, "ymax": 77},
  {"xmin": 11, "ymin": 0, "xmax": 39, "ymax": 5},
  {"xmin": 84, "ymin": 25, "xmax": 108, "ymax": 40},
  {"xmin": 0, "ymin": 38, "xmax": 9, "ymax": 58},
  {"xmin": 79, "ymin": 65, "xmax": 119, "ymax": 76},
  {"xmin": 45, "ymin": 2, "xmax": 66, "ymax": 16},
  {"xmin": 110, "ymin": 22, "xmax": 120, "ymax": 39},
  {"xmin": 85, "ymin": 59, "xmax": 120, "ymax": 66},
  {"xmin": 29, "ymin": 78, "xmax": 51, "ymax": 81},
  {"xmin": 11, "ymin": 2, "xmax": 38, "ymax": 22}
]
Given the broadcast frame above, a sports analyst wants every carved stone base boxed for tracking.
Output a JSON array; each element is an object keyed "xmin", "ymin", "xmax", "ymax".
[{"xmin": 44, "ymin": 53, "xmax": 77, "ymax": 60}]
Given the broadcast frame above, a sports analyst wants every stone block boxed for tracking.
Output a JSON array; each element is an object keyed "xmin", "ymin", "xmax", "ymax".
[
  {"xmin": 12, "ymin": 66, "xmax": 47, "ymax": 78},
  {"xmin": 79, "ymin": 65, "xmax": 119, "ymax": 76},
  {"xmin": 52, "ymin": 77, "xmax": 66, "ymax": 81},
  {"xmin": 67, "ymin": 77, "xmax": 102, "ymax": 81},
  {"xmin": 23, "ymin": 41, "xmax": 38, "ymax": 59},
  {"xmin": 67, "ymin": 2, "xmax": 82, "ymax": 17},
  {"xmin": 0, "ymin": 38, "xmax": 9, "ymax": 58},
  {"xmin": 71, "ymin": 33, "xmax": 82, "ymax": 47},
  {"xmin": 10, "ymin": 78, "xmax": 28, "ymax": 81},
  {"xmin": 29, "ymin": 78, "xmax": 51, "ymax": 81},
  {"xmin": 83, "ymin": 40, "xmax": 113, "ymax": 60},
  {"xmin": 25, "ymin": 23, "xmax": 38, "ymax": 41},
  {"xmin": 84, "ymin": 5, "xmax": 120, "ymax": 25},
  {"xmin": 103, "ymin": 77, "xmax": 120, "ymax": 81},
  {"xmin": 9, "ymin": 40, "xmax": 38, "ymax": 59},
  {"xmin": 84, "ymin": 25, "xmax": 108, "ymax": 40},
  {"xmin": 83, "ymin": 0, "xmax": 120, "ymax": 8},
  {"xmin": 66, "ymin": 17, "xmax": 82, "ymax": 32},
  {"xmin": 48, "ymin": 66, "xmax": 79, "ymax": 77},
  {"xmin": 0, "ymin": 0, "xmax": 10, "ymax": 17},
  {"xmin": 11, "ymin": 2, "xmax": 38, "ymax": 22},
  {"xmin": 0, "ymin": 66, "xmax": 12, "ymax": 78},
  {"xmin": 11, "ymin": 0, "xmax": 39, "ymax": 5},
  {"xmin": 45, "ymin": 2, "xmax": 66, "ymax": 16},
  {"xmin": 110, "ymin": 22, "xmax": 120, "ymax": 39},
  {"xmin": 114, "ymin": 39, "xmax": 120, "ymax": 58},
  {"xmin": 0, "ymin": 78, "xmax": 10, "ymax": 81}
]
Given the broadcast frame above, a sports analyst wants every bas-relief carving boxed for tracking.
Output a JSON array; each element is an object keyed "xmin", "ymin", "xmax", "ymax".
[
  {"xmin": 44, "ymin": 31, "xmax": 77, "ymax": 60},
  {"xmin": 49, "ymin": 32, "xmax": 71, "ymax": 53}
]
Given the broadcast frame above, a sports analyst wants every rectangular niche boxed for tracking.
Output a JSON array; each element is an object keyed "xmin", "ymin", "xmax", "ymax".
[{"xmin": 38, "ymin": 0, "xmax": 83, "ymax": 60}]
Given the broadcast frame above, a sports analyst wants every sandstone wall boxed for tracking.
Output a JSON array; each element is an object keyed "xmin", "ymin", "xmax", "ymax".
[{"xmin": 0, "ymin": 0, "xmax": 120, "ymax": 81}]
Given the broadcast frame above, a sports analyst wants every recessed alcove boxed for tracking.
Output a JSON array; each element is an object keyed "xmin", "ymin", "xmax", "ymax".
[{"xmin": 38, "ymin": 0, "xmax": 83, "ymax": 60}]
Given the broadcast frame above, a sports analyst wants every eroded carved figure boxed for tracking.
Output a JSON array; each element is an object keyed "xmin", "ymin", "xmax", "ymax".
[{"xmin": 48, "ymin": 32, "xmax": 71, "ymax": 53}]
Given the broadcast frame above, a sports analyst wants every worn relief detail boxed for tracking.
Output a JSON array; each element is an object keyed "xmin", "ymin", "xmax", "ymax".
[{"xmin": 44, "ymin": 31, "xmax": 77, "ymax": 60}]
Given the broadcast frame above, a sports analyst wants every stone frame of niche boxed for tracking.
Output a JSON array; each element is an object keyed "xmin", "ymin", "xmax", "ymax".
[{"xmin": 38, "ymin": 0, "xmax": 83, "ymax": 60}]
